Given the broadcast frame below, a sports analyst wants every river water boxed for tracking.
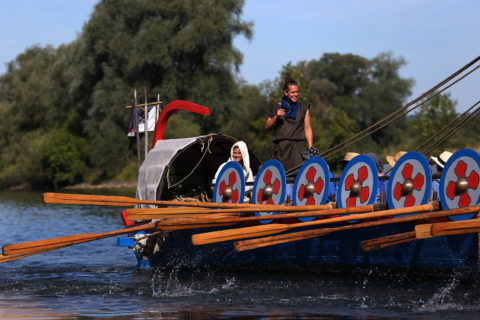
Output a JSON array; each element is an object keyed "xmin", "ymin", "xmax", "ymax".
[{"xmin": 1, "ymin": 190, "xmax": 480, "ymax": 319}]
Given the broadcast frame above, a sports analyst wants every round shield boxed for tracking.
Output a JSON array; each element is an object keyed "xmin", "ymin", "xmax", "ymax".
[
  {"xmin": 386, "ymin": 152, "xmax": 431, "ymax": 213},
  {"xmin": 293, "ymin": 156, "xmax": 330, "ymax": 222},
  {"xmin": 439, "ymin": 148, "xmax": 480, "ymax": 220},
  {"xmin": 212, "ymin": 161, "xmax": 245, "ymax": 204},
  {"xmin": 252, "ymin": 159, "xmax": 287, "ymax": 223},
  {"xmin": 337, "ymin": 155, "xmax": 378, "ymax": 208}
]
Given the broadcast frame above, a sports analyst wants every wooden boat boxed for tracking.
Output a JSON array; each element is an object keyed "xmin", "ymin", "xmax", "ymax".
[
  {"xmin": 3, "ymin": 58, "xmax": 480, "ymax": 267},
  {"xmin": 115, "ymin": 99, "xmax": 480, "ymax": 270}
]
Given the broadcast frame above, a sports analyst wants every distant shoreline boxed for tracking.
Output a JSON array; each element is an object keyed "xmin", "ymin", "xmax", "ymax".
[
  {"xmin": 5, "ymin": 181, "xmax": 137, "ymax": 191},
  {"xmin": 63, "ymin": 181, "xmax": 137, "ymax": 190}
]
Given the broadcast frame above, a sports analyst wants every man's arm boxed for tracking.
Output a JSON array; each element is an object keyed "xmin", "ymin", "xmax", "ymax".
[
  {"xmin": 265, "ymin": 107, "xmax": 285, "ymax": 130},
  {"xmin": 304, "ymin": 109, "xmax": 313, "ymax": 148}
]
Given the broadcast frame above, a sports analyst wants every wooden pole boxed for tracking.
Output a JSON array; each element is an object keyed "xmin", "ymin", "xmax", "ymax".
[
  {"xmin": 134, "ymin": 89, "xmax": 141, "ymax": 169},
  {"xmin": 125, "ymin": 101, "xmax": 164, "ymax": 109},
  {"xmin": 156, "ymin": 94, "xmax": 161, "ymax": 125},
  {"xmin": 144, "ymin": 88, "xmax": 148, "ymax": 159}
]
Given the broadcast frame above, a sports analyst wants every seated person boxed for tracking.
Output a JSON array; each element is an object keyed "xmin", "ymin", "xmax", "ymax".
[
  {"xmin": 328, "ymin": 171, "xmax": 337, "ymax": 202},
  {"xmin": 338, "ymin": 152, "xmax": 360, "ymax": 171},
  {"xmin": 430, "ymin": 151, "xmax": 453, "ymax": 200},
  {"xmin": 212, "ymin": 141, "xmax": 254, "ymax": 200},
  {"xmin": 366, "ymin": 152, "xmax": 386, "ymax": 203}
]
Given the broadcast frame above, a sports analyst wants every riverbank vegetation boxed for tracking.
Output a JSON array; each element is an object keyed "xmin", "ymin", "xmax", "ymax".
[{"xmin": 1, "ymin": 0, "xmax": 479, "ymax": 190}]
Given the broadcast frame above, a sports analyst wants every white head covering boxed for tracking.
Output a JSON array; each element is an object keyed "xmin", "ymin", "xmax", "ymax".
[
  {"xmin": 230, "ymin": 141, "xmax": 253, "ymax": 182},
  {"xmin": 212, "ymin": 141, "xmax": 254, "ymax": 185}
]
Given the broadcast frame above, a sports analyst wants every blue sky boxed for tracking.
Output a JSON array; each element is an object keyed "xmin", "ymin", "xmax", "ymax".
[{"xmin": 1, "ymin": 0, "xmax": 479, "ymax": 112}]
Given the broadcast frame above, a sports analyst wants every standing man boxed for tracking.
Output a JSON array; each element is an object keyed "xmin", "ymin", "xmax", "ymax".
[{"xmin": 265, "ymin": 77, "xmax": 313, "ymax": 171}]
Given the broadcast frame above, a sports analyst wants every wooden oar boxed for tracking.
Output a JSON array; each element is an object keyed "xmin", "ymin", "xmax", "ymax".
[
  {"xmin": 415, "ymin": 223, "xmax": 434, "ymax": 239},
  {"xmin": 0, "ymin": 244, "xmax": 75, "ymax": 263},
  {"xmin": 130, "ymin": 212, "xmax": 211, "ymax": 219},
  {"xmin": 131, "ymin": 204, "xmax": 385, "ymax": 226},
  {"xmin": 361, "ymin": 217, "xmax": 480, "ymax": 252},
  {"xmin": 127, "ymin": 213, "xmax": 238, "ymax": 221},
  {"xmin": 361, "ymin": 223, "xmax": 432, "ymax": 251},
  {"xmin": 126, "ymin": 203, "xmax": 336, "ymax": 220},
  {"xmin": 158, "ymin": 204, "xmax": 384, "ymax": 227},
  {"xmin": 1, "ymin": 215, "xmax": 242, "ymax": 257},
  {"xmin": 0, "ymin": 205, "xmax": 374, "ymax": 258},
  {"xmin": 361, "ymin": 232, "xmax": 416, "ymax": 252},
  {"xmin": 43, "ymin": 192, "xmax": 300, "ymax": 209},
  {"xmin": 2, "ymin": 222, "xmax": 156, "ymax": 256},
  {"xmin": 192, "ymin": 202, "xmax": 439, "ymax": 245},
  {"xmin": 234, "ymin": 204, "xmax": 480, "ymax": 252},
  {"xmin": 361, "ymin": 224, "xmax": 433, "ymax": 252},
  {"xmin": 429, "ymin": 219, "xmax": 480, "ymax": 237}
]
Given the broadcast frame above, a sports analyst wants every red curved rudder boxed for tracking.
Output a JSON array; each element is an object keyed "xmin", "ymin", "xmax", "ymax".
[{"xmin": 151, "ymin": 100, "xmax": 210, "ymax": 148}]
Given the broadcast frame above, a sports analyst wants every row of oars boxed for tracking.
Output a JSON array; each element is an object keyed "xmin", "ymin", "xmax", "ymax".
[
  {"xmin": 233, "ymin": 205, "xmax": 480, "ymax": 252},
  {"xmin": 2, "ymin": 193, "xmax": 480, "ymax": 263},
  {"xmin": 0, "ymin": 192, "xmax": 338, "ymax": 262}
]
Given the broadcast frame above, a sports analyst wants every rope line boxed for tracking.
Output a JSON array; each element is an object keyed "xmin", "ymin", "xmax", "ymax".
[
  {"xmin": 167, "ymin": 135, "xmax": 213, "ymax": 188},
  {"xmin": 321, "ymin": 63, "xmax": 480, "ymax": 160},
  {"xmin": 320, "ymin": 56, "xmax": 480, "ymax": 158},
  {"xmin": 417, "ymin": 99, "xmax": 480, "ymax": 153},
  {"xmin": 423, "ymin": 102, "xmax": 480, "ymax": 154}
]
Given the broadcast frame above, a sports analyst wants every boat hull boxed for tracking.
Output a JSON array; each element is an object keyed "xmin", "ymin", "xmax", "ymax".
[{"xmin": 143, "ymin": 222, "xmax": 479, "ymax": 270}]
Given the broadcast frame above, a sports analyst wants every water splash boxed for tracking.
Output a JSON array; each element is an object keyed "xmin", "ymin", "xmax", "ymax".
[{"xmin": 417, "ymin": 270, "xmax": 463, "ymax": 312}]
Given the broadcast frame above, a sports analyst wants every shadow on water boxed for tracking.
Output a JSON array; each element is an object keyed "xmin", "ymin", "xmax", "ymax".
[{"xmin": 1, "ymin": 190, "xmax": 480, "ymax": 319}]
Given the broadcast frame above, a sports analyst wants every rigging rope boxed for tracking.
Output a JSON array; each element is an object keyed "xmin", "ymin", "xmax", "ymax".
[
  {"xmin": 416, "ymin": 99, "xmax": 480, "ymax": 153},
  {"xmin": 319, "ymin": 57, "xmax": 480, "ymax": 158},
  {"xmin": 319, "ymin": 63, "xmax": 480, "ymax": 159},
  {"xmin": 423, "ymin": 102, "xmax": 480, "ymax": 154},
  {"xmin": 166, "ymin": 135, "xmax": 213, "ymax": 188}
]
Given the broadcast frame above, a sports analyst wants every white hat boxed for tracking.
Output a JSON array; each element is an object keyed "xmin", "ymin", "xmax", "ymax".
[{"xmin": 431, "ymin": 151, "xmax": 453, "ymax": 169}]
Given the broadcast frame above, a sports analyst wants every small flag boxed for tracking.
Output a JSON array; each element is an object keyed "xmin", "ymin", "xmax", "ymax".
[{"xmin": 127, "ymin": 105, "xmax": 158, "ymax": 136}]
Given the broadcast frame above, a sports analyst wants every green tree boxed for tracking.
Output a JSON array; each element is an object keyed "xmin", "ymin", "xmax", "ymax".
[
  {"xmin": 304, "ymin": 52, "xmax": 413, "ymax": 149},
  {"xmin": 41, "ymin": 130, "xmax": 87, "ymax": 189},
  {"xmin": 0, "ymin": 46, "xmax": 74, "ymax": 188},
  {"xmin": 410, "ymin": 92, "xmax": 459, "ymax": 153},
  {"xmin": 61, "ymin": 0, "xmax": 253, "ymax": 179},
  {"xmin": 230, "ymin": 83, "xmax": 271, "ymax": 161},
  {"xmin": 0, "ymin": 46, "xmax": 60, "ymax": 131}
]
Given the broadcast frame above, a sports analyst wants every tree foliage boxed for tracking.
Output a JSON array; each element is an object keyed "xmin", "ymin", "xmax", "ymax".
[
  {"xmin": 0, "ymin": 0, "xmax": 253, "ymax": 188},
  {"xmin": 410, "ymin": 92, "xmax": 464, "ymax": 154},
  {"xmin": 304, "ymin": 52, "xmax": 413, "ymax": 148},
  {"xmin": 1, "ymin": 0, "xmax": 478, "ymax": 190},
  {"xmin": 41, "ymin": 130, "xmax": 88, "ymax": 189}
]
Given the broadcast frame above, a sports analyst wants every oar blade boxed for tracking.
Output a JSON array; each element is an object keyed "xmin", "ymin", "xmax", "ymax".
[
  {"xmin": 191, "ymin": 224, "xmax": 289, "ymax": 245},
  {"xmin": 3, "ymin": 223, "xmax": 155, "ymax": 255},
  {"xmin": 0, "ymin": 244, "xmax": 71, "ymax": 264},
  {"xmin": 43, "ymin": 192, "xmax": 138, "ymax": 206},
  {"xmin": 3, "ymin": 233, "xmax": 100, "ymax": 255}
]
